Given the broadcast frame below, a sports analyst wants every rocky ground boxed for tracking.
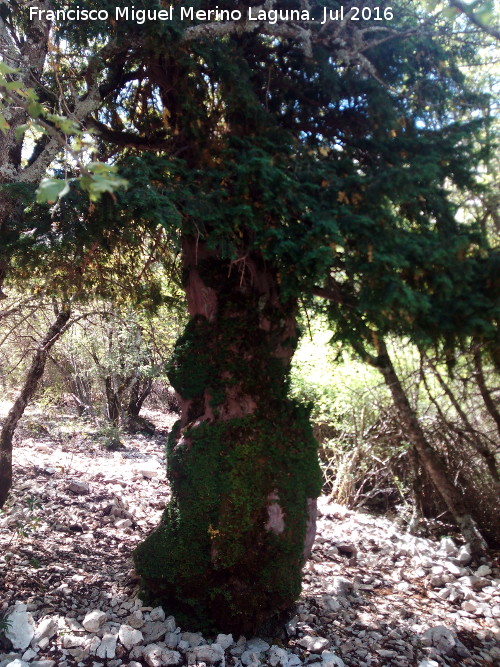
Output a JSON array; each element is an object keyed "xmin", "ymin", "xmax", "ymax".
[{"xmin": 0, "ymin": 406, "xmax": 499, "ymax": 667}]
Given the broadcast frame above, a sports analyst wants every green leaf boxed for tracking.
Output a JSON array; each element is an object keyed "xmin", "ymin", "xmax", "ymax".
[
  {"xmin": 36, "ymin": 178, "xmax": 71, "ymax": 204},
  {"xmin": 15, "ymin": 123, "xmax": 30, "ymax": 140},
  {"xmin": 27, "ymin": 101, "xmax": 44, "ymax": 118},
  {"xmin": 0, "ymin": 62, "xmax": 18, "ymax": 76},
  {"xmin": 46, "ymin": 114, "xmax": 80, "ymax": 135}
]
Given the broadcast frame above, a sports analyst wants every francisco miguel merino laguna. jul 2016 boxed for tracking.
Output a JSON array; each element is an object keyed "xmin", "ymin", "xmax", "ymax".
[{"xmin": 28, "ymin": 5, "xmax": 395, "ymax": 25}]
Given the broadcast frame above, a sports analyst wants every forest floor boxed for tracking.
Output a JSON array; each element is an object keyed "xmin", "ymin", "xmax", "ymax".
[{"xmin": 0, "ymin": 404, "xmax": 499, "ymax": 667}]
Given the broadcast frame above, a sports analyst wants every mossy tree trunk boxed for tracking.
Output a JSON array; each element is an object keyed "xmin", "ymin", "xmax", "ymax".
[{"xmin": 134, "ymin": 237, "xmax": 322, "ymax": 634}]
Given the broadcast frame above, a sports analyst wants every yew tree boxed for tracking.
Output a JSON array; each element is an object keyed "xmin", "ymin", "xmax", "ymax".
[{"xmin": 2, "ymin": 0, "xmax": 497, "ymax": 633}]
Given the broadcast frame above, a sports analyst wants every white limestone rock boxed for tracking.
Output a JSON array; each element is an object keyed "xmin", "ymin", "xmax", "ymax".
[
  {"xmin": 33, "ymin": 617, "xmax": 58, "ymax": 644},
  {"xmin": 321, "ymin": 652, "xmax": 345, "ymax": 667},
  {"xmin": 5, "ymin": 607, "xmax": 35, "ymax": 650},
  {"xmin": 143, "ymin": 644, "xmax": 164, "ymax": 667},
  {"xmin": 187, "ymin": 643, "xmax": 225, "ymax": 664},
  {"xmin": 216, "ymin": 634, "xmax": 233, "ymax": 650},
  {"xmin": 475, "ymin": 565, "xmax": 492, "ymax": 577},
  {"xmin": 421, "ymin": 626, "xmax": 456, "ymax": 655},
  {"xmin": 82, "ymin": 610, "xmax": 107, "ymax": 633},
  {"xmin": 118, "ymin": 624, "xmax": 143, "ymax": 650},
  {"xmin": 161, "ymin": 650, "xmax": 183, "ymax": 666},
  {"xmin": 246, "ymin": 639, "xmax": 270, "ymax": 654},
  {"xmin": 241, "ymin": 650, "xmax": 261, "ymax": 667},
  {"xmin": 95, "ymin": 633, "xmax": 117, "ymax": 659},
  {"xmin": 268, "ymin": 645, "xmax": 289, "ymax": 666},
  {"xmin": 149, "ymin": 607, "xmax": 166, "ymax": 622},
  {"xmin": 438, "ymin": 537, "xmax": 458, "ymax": 557},
  {"xmin": 297, "ymin": 636, "xmax": 330, "ymax": 653},
  {"xmin": 67, "ymin": 480, "xmax": 89, "ymax": 495},
  {"xmin": 126, "ymin": 610, "xmax": 144, "ymax": 629}
]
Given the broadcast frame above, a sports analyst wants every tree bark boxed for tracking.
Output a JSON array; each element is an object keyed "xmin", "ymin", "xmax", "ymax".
[
  {"xmin": 134, "ymin": 237, "xmax": 322, "ymax": 633},
  {"xmin": 472, "ymin": 342, "xmax": 500, "ymax": 440},
  {"xmin": 368, "ymin": 337, "xmax": 488, "ymax": 557},
  {"xmin": 0, "ymin": 306, "xmax": 71, "ymax": 508}
]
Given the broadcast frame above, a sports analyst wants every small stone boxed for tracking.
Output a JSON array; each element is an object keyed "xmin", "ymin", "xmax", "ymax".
[
  {"xmin": 182, "ymin": 632, "xmax": 204, "ymax": 648},
  {"xmin": 114, "ymin": 518, "xmax": 132, "ymax": 529},
  {"xmin": 61, "ymin": 634, "xmax": 84, "ymax": 649},
  {"xmin": 21, "ymin": 652, "xmax": 36, "ymax": 664},
  {"xmin": 322, "ymin": 596, "xmax": 340, "ymax": 612},
  {"xmin": 165, "ymin": 616, "xmax": 177, "ymax": 632},
  {"xmin": 246, "ymin": 639, "xmax": 270, "ymax": 653},
  {"xmin": 165, "ymin": 631, "xmax": 180, "ymax": 649},
  {"xmin": 321, "ymin": 652, "xmax": 345, "ymax": 667},
  {"xmin": 241, "ymin": 650, "xmax": 261, "ymax": 666},
  {"xmin": 126, "ymin": 610, "xmax": 144, "ymax": 629},
  {"xmin": 438, "ymin": 537, "xmax": 458, "ymax": 557},
  {"xmin": 462, "ymin": 600, "xmax": 481, "ymax": 614},
  {"xmin": 161, "ymin": 650, "xmax": 183, "ymax": 666},
  {"xmin": 269, "ymin": 645, "xmax": 289, "ymax": 666},
  {"xmin": 88, "ymin": 636, "xmax": 101, "ymax": 654},
  {"xmin": 31, "ymin": 661, "xmax": 56, "ymax": 667},
  {"xmin": 285, "ymin": 616, "xmax": 298, "ymax": 637},
  {"xmin": 142, "ymin": 621, "xmax": 168, "ymax": 643},
  {"xmin": 455, "ymin": 545, "xmax": 472, "ymax": 565},
  {"xmin": 149, "ymin": 607, "xmax": 165, "ymax": 622},
  {"xmin": 33, "ymin": 617, "xmax": 58, "ymax": 644},
  {"xmin": 187, "ymin": 644, "xmax": 224, "ymax": 664},
  {"xmin": 96, "ymin": 633, "xmax": 117, "ymax": 659},
  {"xmin": 143, "ymin": 644, "xmax": 164, "ymax": 667},
  {"xmin": 82, "ymin": 610, "xmax": 107, "ymax": 633},
  {"xmin": 421, "ymin": 626, "xmax": 456, "ymax": 655},
  {"xmin": 329, "ymin": 577, "xmax": 353, "ymax": 596},
  {"xmin": 67, "ymin": 480, "xmax": 89, "ymax": 495},
  {"xmin": 4, "ymin": 661, "xmax": 29, "ymax": 667},
  {"xmin": 118, "ymin": 624, "xmax": 143, "ymax": 650},
  {"xmin": 475, "ymin": 565, "xmax": 492, "ymax": 577},
  {"xmin": 216, "ymin": 634, "xmax": 233, "ymax": 650},
  {"xmin": 297, "ymin": 636, "xmax": 330, "ymax": 653},
  {"xmin": 442, "ymin": 561, "xmax": 463, "ymax": 577}
]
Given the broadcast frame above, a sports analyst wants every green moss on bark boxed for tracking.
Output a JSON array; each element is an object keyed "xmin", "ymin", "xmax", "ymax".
[
  {"xmin": 134, "ymin": 254, "xmax": 321, "ymax": 633},
  {"xmin": 133, "ymin": 406, "xmax": 321, "ymax": 632}
]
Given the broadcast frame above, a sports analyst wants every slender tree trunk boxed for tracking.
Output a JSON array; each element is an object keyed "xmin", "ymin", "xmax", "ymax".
[
  {"xmin": 366, "ymin": 337, "xmax": 488, "ymax": 556},
  {"xmin": 104, "ymin": 377, "xmax": 121, "ymax": 424},
  {"xmin": 425, "ymin": 354, "xmax": 500, "ymax": 490},
  {"xmin": 134, "ymin": 238, "xmax": 322, "ymax": 634},
  {"xmin": 473, "ymin": 342, "xmax": 500, "ymax": 440},
  {"xmin": 0, "ymin": 306, "xmax": 71, "ymax": 508}
]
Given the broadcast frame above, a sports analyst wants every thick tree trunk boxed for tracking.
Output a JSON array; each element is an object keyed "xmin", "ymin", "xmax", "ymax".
[
  {"xmin": 0, "ymin": 306, "xmax": 71, "ymax": 508},
  {"xmin": 134, "ymin": 238, "xmax": 322, "ymax": 634},
  {"xmin": 370, "ymin": 337, "xmax": 488, "ymax": 557}
]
